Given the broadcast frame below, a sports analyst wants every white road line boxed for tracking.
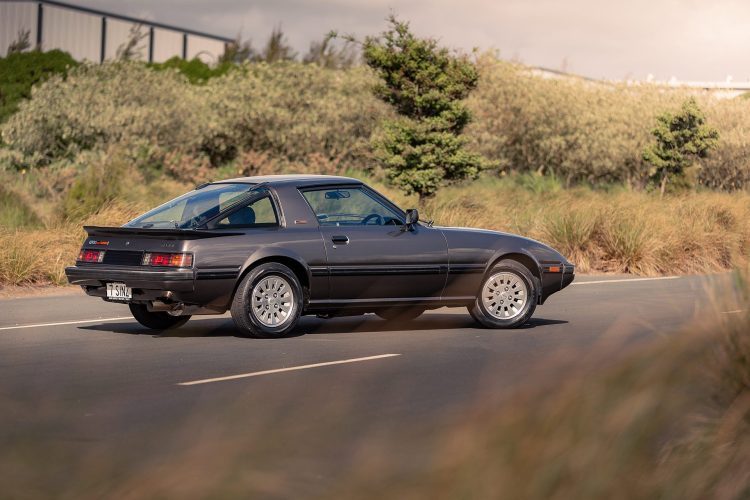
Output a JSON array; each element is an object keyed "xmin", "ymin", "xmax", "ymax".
[
  {"xmin": 722, "ymin": 310, "xmax": 745, "ymax": 314},
  {"xmin": 0, "ymin": 316, "xmax": 133, "ymax": 331},
  {"xmin": 178, "ymin": 354, "xmax": 402, "ymax": 386},
  {"xmin": 572, "ymin": 276, "xmax": 681, "ymax": 286}
]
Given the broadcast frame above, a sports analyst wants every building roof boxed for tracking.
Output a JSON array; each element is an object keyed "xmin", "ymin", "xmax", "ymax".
[{"xmin": 21, "ymin": 0, "xmax": 233, "ymax": 42}]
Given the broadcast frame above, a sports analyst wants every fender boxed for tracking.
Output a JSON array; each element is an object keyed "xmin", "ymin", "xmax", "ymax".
[
  {"xmin": 484, "ymin": 248, "xmax": 545, "ymax": 302},
  {"xmin": 237, "ymin": 245, "xmax": 312, "ymax": 290}
]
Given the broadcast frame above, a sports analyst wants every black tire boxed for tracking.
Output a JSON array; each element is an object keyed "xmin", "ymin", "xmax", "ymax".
[
  {"xmin": 468, "ymin": 259, "xmax": 538, "ymax": 329},
  {"xmin": 230, "ymin": 262, "xmax": 303, "ymax": 338},
  {"xmin": 129, "ymin": 303, "xmax": 191, "ymax": 330},
  {"xmin": 375, "ymin": 307, "xmax": 426, "ymax": 322}
]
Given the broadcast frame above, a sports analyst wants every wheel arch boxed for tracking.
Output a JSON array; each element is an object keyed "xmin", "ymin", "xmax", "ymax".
[
  {"xmin": 232, "ymin": 251, "xmax": 311, "ymax": 303},
  {"xmin": 485, "ymin": 251, "xmax": 543, "ymax": 302}
]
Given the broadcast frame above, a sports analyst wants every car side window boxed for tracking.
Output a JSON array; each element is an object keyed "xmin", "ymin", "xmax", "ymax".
[
  {"xmin": 302, "ymin": 187, "xmax": 403, "ymax": 226},
  {"xmin": 216, "ymin": 196, "xmax": 278, "ymax": 228}
]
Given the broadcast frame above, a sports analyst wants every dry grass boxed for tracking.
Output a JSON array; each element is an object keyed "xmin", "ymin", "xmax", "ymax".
[
  {"xmin": 0, "ymin": 202, "xmax": 142, "ymax": 286},
  {"xmin": 1, "ymin": 174, "xmax": 748, "ymax": 286},
  {"xmin": 393, "ymin": 177, "xmax": 750, "ymax": 276}
]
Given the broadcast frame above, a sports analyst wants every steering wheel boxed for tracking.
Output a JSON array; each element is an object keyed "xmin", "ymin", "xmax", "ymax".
[{"xmin": 361, "ymin": 213, "xmax": 384, "ymax": 225}]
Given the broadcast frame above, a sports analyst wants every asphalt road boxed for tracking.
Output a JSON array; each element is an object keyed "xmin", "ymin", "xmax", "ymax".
[{"xmin": 0, "ymin": 274, "xmax": 731, "ymax": 497}]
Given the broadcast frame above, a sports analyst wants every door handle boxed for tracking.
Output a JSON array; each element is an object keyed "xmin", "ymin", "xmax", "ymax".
[{"xmin": 331, "ymin": 235, "xmax": 349, "ymax": 245}]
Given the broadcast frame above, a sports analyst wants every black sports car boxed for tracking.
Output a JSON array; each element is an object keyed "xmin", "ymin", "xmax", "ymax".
[{"xmin": 66, "ymin": 175, "xmax": 575, "ymax": 337}]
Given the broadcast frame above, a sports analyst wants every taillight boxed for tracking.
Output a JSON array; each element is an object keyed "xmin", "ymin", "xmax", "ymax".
[
  {"xmin": 142, "ymin": 252, "xmax": 193, "ymax": 268},
  {"xmin": 78, "ymin": 249, "xmax": 105, "ymax": 263}
]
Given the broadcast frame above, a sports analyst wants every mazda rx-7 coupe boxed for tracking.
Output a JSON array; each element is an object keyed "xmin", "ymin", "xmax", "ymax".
[{"xmin": 65, "ymin": 175, "xmax": 575, "ymax": 337}]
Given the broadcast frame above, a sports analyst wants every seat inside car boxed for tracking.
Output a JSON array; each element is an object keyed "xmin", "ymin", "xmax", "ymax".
[{"xmin": 227, "ymin": 206, "xmax": 256, "ymax": 226}]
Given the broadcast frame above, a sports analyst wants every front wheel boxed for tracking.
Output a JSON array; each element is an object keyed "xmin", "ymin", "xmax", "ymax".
[
  {"xmin": 129, "ymin": 303, "xmax": 191, "ymax": 330},
  {"xmin": 231, "ymin": 262, "xmax": 303, "ymax": 338},
  {"xmin": 468, "ymin": 260, "xmax": 537, "ymax": 329}
]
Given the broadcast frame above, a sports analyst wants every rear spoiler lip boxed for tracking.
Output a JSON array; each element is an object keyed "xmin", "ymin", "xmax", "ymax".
[{"xmin": 83, "ymin": 226, "xmax": 244, "ymax": 239}]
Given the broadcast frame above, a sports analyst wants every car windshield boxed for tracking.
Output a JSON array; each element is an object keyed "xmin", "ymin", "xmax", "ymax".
[{"xmin": 125, "ymin": 183, "xmax": 258, "ymax": 229}]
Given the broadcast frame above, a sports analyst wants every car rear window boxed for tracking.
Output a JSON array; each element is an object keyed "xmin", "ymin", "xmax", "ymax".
[{"xmin": 126, "ymin": 183, "xmax": 256, "ymax": 229}]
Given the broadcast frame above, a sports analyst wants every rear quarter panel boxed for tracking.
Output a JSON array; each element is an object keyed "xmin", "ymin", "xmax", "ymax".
[{"xmin": 184, "ymin": 227, "xmax": 327, "ymax": 312}]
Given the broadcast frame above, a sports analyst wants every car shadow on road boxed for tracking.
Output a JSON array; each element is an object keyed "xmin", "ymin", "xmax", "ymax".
[
  {"xmin": 78, "ymin": 314, "xmax": 568, "ymax": 338},
  {"xmin": 79, "ymin": 319, "xmax": 240, "ymax": 338}
]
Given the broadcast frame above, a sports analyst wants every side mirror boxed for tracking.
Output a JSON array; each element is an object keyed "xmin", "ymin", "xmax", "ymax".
[{"xmin": 404, "ymin": 208, "xmax": 419, "ymax": 230}]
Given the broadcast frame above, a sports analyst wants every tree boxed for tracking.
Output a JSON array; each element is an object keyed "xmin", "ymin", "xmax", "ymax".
[
  {"xmin": 116, "ymin": 24, "xmax": 147, "ymax": 61},
  {"xmin": 257, "ymin": 25, "xmax": 296, "ymax": 63},
  {"xmin": 219, "ymin": 36, "xmax": 257, "ymax": 64},
  {"xmin": 362, "ymin": 17, "xmax": 491, "ymax": 201},
  {"xmin": 643, "ymin": 97, "xmax": 719, "ymax": 196},
  {"xmin": 7, "ymin": 29, "xmax": 31, "ymax": 55},
  {"xmin": 303, "ymin": 32, "xmax": 358, "ymax": 69}
]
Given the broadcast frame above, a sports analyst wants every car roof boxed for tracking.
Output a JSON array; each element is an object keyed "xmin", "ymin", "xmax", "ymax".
[{"xmin": 213, "ymin": 174, "xmax": 364, "ymax": 188}]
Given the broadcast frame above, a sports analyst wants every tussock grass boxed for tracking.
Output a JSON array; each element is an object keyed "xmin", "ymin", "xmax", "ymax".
[
  {"xmin": 0, "ymin": 202, "xmax": 142, "ymax": 286},
  {"xmin": 1, "ymin": 174, "xmax": 748, "ymax": 286},
  {"xmin": 404, "ymin": 177, "xmax": 750, "ymax": 276},
  {"xmin": 0, "ymin": 185, "xmax": 42, "ymax": 229}
]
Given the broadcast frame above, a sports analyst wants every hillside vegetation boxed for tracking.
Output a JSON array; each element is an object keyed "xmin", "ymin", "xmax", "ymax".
[{"xmin": 0, "ymin": 52, "xmax": 749, "ymax": 286}]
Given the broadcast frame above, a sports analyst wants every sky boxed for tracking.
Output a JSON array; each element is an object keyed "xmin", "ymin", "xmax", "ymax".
[{"xmin": 72, "ymin": 0, "xmax": 750, "ymax": 82}]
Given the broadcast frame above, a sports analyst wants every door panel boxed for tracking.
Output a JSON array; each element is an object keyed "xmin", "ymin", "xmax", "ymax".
[
  {"xmin": 300, "ymin": 185, "xmax": 448, "ymax": 302},
  {"xmin": 319, "ymin": 225, "xmax": 447, "ymax": 300}
]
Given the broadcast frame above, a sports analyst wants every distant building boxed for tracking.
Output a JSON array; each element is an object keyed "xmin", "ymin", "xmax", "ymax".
[
  {"xmin": 0, "ymin": 0, "xmax": 232, "ymax": 63},
  {"xmin": 531, "ymin": 66, "xmax": 750, "ymax": 99}
]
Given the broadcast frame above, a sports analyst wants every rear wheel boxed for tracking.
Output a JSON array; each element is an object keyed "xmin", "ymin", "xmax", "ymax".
[
  {"xmin": 375, "ymin": 307, "xmax": 426, "ymax": 322},
  {"xmin": 231, "ymin": 262, "xmax": 303, "ymax": 338},
  {"xmin": 129, "ymin": 303, "xmax": 190, "ymax": 330},
  {"xmin": 469, "ymin": 259, "xmax": 537, "ymax": 329}
]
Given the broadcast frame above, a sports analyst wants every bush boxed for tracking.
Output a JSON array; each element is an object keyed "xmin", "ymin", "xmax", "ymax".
[
  {"xmin": 642, "ymin": 97, "xmax": 719, "ymax": 195},
  {"xmin": 202, "ymin": 62, "xmax": 386, "ymax": 167},
  {"xmin": 465, "ymin": 56, "xmax": 750, "ymax": 190},
  {"xmin": 149, "ymin": 56, "xmax": 235, "ymax": 84},
  {"xmin": 2, "ymin": 54, "xmax": 749, "ymax": 191},
  {"xmin": 1, "ymin": 61, "xmax": 386, "ymax": 172},
  {"xmin": 0, "ymin": 49, "xmax": 77, "ymax": 124},
  {"xmin": 1, "ymin": 62, "xmax": 205, "ymax": 165}
]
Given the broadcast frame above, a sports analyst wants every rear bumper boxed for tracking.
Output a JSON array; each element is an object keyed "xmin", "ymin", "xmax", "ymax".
[{"xmin": 65, "ymin": 265, "xmax": 195, "ymax": 292}]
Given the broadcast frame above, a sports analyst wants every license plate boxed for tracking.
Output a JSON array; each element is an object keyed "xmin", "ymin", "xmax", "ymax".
[{"xmin": 106, "ymin": 282, "xmax": 132, "ymax": 301}]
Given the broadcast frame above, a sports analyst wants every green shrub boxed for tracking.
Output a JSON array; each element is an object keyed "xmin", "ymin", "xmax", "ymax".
[
  {"xmin": 0, "ymin": 49, "xmax": 78, "ymax": 123},
  {"xmin": 465, "ymin": 56, "xmax": 750, "ymax": 190},
  {"xmin": 1, "ymin": 61, "xmax": 386, "ymax": 171},
  {"xmin": 643, "ymin": 97, "xmax": 719, "ymax": 195},
  {"xmin": 2, "ymin": 54, "xmax": 749, "ymax": 191},
  {"xmin": 149, "ymin": 56, "xmax": 234, "ymax": 84},
  {"xmin": 1, "ymin": 62, "xmax": 205, "ymax": 165},
  {"xmin": 202, "ymin": 62, "xmax": 387, "ymax": 167}
]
